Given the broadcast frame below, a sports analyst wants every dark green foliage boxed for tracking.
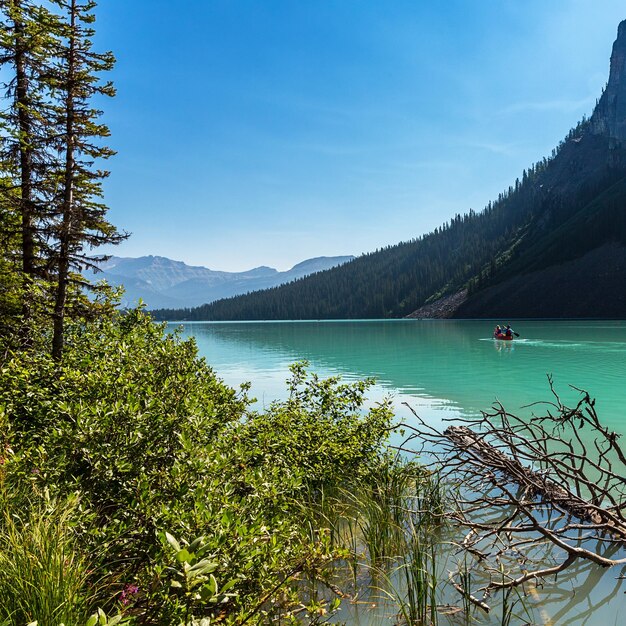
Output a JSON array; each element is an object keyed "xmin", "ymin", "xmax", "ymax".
[
  {"xmin": 0, "ymin": 308, "xmax": 412, "ymax": 623},
  {"xmin": 46, "ymin": 0, "xmax": 126, "ymax": 359},
  {"xmin": 0, "ymin": 179, "xmax": 22, "ymax": 339},
  {"xmin": 0, "ymin": 0, "xmax": 60, "ymax": 340},
  {"xmin": 0, "ymin": 0, "xmax": 125, "ymax": 357},
  {"xmin": 493, "ymin": 174, "xmax": 626, "ymax": 279}
]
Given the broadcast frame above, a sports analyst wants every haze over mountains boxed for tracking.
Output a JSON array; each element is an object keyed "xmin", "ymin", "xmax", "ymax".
[
  {"xmin": 153, "ymin": 20, "xmax": 626, "ymax": 321},
  {"xmin": 93, "ymin": 255, "xmax": 354, "ymax": 310}
]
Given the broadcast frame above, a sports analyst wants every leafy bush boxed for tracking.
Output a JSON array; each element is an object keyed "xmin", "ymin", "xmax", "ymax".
[
  {"xmin": 0, "ymin": 309, "xmax": 410, "ymax": 624},
  {"xmin": 233, "ymin": 362, "xmax": 393, "ymax": 489}
]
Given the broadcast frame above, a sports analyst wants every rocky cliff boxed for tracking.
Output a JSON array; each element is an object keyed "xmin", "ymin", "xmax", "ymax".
[
  {"xmin": 591, "ymin": 20, "xmax": 626, "ymax": 145},
  {"xmin": 446, "ymin": 19, "xmax": 626, "ymax": 319}
]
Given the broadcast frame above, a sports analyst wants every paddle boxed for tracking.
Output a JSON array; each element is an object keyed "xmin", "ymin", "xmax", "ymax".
[{"xmin": 513, "ymin": 331, "xmax": 520, "ymax": 337}]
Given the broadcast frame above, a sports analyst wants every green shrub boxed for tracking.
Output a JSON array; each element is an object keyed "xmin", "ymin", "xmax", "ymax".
[{"xmin": 0, "ymin": 309, "xmax": 417, "ymax": 623}]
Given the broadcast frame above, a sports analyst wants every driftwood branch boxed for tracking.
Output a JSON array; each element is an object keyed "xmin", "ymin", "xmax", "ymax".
[{"xmin": 400, "ymin": 377, "xmax": 626, "ymax": 606}]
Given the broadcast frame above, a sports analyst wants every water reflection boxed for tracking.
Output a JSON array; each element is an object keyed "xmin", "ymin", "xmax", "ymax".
[
  {"xmin": 174, "ymin": 319, "xmax": 626, "ymax": 435},
  {"xmin": 493, "ymin": 338, "xmax": 514, "ymax": 353},
  {"xmin": 527, "ymin": 546, "xmax": 626, "ymax": 626},
  {"xmin": 330, "ymin": 542, "xmax": 626, "ymax": 625}
]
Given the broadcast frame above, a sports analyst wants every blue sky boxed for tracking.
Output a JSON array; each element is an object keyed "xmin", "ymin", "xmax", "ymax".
[{"xmin": 95, "ymin": 1, "xmax": 625, "ymax": 271}]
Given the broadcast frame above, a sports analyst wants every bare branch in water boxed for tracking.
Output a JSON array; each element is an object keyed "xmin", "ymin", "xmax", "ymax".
[{"xmin": 399, "ymin": 378, "xmax": 626, "ymax": 608}]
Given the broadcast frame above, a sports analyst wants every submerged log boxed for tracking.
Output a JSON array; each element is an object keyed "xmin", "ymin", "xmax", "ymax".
[
  {"xmin": 444, "ymin": 425, "xmax": 626, "ymax": 537},
  {"xmin": 403, "ymin": 382, "xmax": 626, "ymax": 597}
]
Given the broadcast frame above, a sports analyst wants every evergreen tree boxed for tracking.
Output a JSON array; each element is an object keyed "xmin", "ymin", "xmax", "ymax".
[
  {"xmin": 0, "ymin": 0, "xmax": 58, "ymax": 339},
  {"xmin": 46, "ymin": 0, "xmax": 125, "ymax": 359},
  {"xmin": 0, "ymin": 175, "xmax": 22, "ymax": 340}
]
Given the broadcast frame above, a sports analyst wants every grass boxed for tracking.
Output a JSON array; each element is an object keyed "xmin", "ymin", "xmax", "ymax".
[
  {"xmin": 398, "ymin": 518, "xmax": 440, "ymax": 626},
  {"xmin": 0, "ymin": 490, "xmax": 94, "ymax": 626},
  {"xmin": 297, "ymin": 458, "xmax": 447, "ymax": 626}
]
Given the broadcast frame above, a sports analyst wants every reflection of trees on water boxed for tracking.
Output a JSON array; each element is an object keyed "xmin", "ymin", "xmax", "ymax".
[
  {"xmin": 176, "ymin": 320, "xmax": 521, "ymax": 418},
  {"xmin": 181, "ymin": 320, "xmax": 471, "ymax": 381}
]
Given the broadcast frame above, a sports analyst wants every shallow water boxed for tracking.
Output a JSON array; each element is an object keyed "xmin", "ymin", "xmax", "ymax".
[{"xmin": 168, "ymin": 319, "xmax": 626, "ymax": 625}]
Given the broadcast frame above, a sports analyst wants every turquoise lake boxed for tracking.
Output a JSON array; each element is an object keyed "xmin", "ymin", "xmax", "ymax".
[
  {"xmin": 170, "ymin": 319, "xmax": 625, "ymax": 435},
  {"xmin": 169, "ymin": 319, "xmax": 626, "ymax": 625}
]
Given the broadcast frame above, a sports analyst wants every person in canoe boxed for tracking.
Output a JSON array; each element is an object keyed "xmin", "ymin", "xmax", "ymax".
[
  {"xmin": 493, "ymin": 324, "xmax": 516, "ymax": 340},
  {"xmin": 505, "ymin": 324, "xmax": 513, "ymax": 338}
]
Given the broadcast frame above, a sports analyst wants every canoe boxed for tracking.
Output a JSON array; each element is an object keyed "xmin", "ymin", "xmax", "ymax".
[{"xmin": 493, "ymin": 332, "xmax": 513, "ymax": 340}]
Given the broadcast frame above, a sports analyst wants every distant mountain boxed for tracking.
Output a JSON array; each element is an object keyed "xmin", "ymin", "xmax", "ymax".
[
  {"xmin": 89, "ymin": 255, "xmax": 354, "ymax": 310},
  {"xmin": 154, "ymin": 19, "xmax": 626, "ymax": 321}
]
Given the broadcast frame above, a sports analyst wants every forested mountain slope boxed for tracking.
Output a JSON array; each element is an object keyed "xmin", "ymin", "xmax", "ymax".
[
  {"xmin": 455, "ymin": 175, "xmax": 626, "ymax": 318},
  {"xmin": 153, "ymin": 20, "xmax": 626, "ymax": 322}
]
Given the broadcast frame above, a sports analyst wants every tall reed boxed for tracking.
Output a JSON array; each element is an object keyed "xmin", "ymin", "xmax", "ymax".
[
  {"xmin": 291, "ymin": 457, "xmax": 447, "ymax": 625},
  {"xmin": 396, "ymin": 520, "xmax": 440, "ymax": 625},
  {"xmin": 345, "ymin": 460, "xmax": 445, "ymax": 625},
  {"xmin": 0, "ymin": 491, "xmax": 94, "ymax": 626}
]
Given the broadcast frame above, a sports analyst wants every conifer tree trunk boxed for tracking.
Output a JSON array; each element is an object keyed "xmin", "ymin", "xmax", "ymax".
[
  {"xmin": 46, "ymin": 0, "xmax": 123, "ymax": 359},
  {"xmin": 11, "ymin": 0, "xmax": 37, "ymax": 335},
  {"xmin": 51, "ymin": 0, "xmax": 76, "ymax": 361}
]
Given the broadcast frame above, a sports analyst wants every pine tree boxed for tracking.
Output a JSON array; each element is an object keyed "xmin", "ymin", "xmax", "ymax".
[
  {"xmin": 46, "ymin": 0, "xmax": 125, "ymax": 359},
  {"xmin": 0, "ymin": 0, "xmax": 58, "ymax": 339},
  {"xmin": 0, "ymin": 175, "xmax": 22, "ymax": 340}
]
